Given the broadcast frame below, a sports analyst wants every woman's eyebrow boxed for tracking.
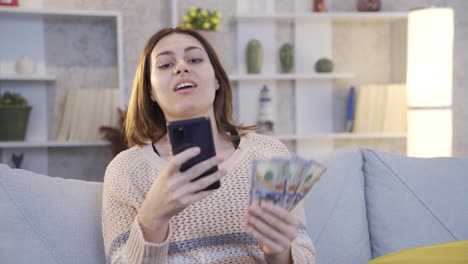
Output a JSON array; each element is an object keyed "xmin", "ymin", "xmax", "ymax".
[
  {"xmin": 184, "ymin": 46, "xmax": 202, "ymax": 53},
  {"xmin": 155, "ymin": 46, "xmax": 203, "ymax": 58},
  {"xmin": 155, "ymin": 50, "xmax": 173, "ymax": 58}
]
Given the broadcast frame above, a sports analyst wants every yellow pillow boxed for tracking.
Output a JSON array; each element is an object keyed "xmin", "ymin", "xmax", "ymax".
[{"xmin": 367, "ymin": 240, "xmax": 468, "ymax": 264}]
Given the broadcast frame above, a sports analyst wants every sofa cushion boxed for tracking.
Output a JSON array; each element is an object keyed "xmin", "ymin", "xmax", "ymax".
[
  {"xmin": 305, "ymin": 147, "xmax": 372, "ymax": 264},
  {"xmin": 0, "ymin": 164, "xmax": 105, "ymax": 264},
  {"xmin": 366, "ymin": 240, "xmax": 468, "ymax": 264},
  {"xmin": 362, "ymin": 149, "xmax": 468, "ymax": 258}
]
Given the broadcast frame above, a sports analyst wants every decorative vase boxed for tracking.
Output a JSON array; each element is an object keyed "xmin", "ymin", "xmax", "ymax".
[
  {"xmin": 0, "ymin": 105, "xmax": 32, "ymax": 141},
  {"xmin": 279, "ymin": 43, "xmax": 294, "ymax": 73},
  {"xmin": 246, "ymin": 39, "xmax": 262, "ymax": 74},
  {"xmin": 315, "ymin": 58, "xmax": 334, "ymax": 73},
  {"xmin": 15, "ymin": 56, "xmax": 36, "ymax": 74},
  {"xmin": 356, "ymin": 0, "xmax": 381, "ymax": 12},
  {"xmin": 313, "ymin": 0, "xmax": 327, "ymax": 12}
]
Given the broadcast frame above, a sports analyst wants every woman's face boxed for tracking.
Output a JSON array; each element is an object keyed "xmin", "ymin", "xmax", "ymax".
[{"xmin": 150, "ymin": 33, "xmax": 218, "ymax": 121}]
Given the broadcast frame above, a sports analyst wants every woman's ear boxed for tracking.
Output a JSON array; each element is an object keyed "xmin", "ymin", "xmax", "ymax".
[{"xmin": 216, "ymin": 79, "xmax": 220, "ymax": 90}]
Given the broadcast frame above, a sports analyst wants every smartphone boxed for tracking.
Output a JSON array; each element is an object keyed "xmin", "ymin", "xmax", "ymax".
[{"xmin": 167, "ymin": 117, "xmax": 220, "ymax": 190}]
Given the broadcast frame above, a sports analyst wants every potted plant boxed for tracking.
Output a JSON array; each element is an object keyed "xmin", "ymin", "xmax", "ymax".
[
  {"xmin": 180, "ymin": 7, "xmax": 221, "ymax": 45},
  {"xmin": 0, "ymin": 91, "xmax": 32, "ymax": 141},
  {"xmin": 180, "ymin": 7, "xmax": 221, "ymax": 31},
  {"xmin": 99, "ymin": 107, "xmax": 128, "ymax": 157}
]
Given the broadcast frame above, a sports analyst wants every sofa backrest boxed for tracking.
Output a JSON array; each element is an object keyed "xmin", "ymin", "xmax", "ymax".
[
  {"xmin": 304, "ymin": 147, "xmax": 372, "ymax": 264},
  {"xmin": 361, "ymin": 148, "xmax": 468, "ymax": 258},
  {"xmin": 0, "ymin": 164, "xmax": 105, "ymax": 264},
  {"xmin": 304, "ymin": 147, "xmax": 468, "ymax": 264}
]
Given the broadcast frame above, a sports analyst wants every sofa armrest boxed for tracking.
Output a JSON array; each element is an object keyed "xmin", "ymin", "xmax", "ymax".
[{"xmin": 0, "ymin": 164, "xmax": 105, "ymax": 264}]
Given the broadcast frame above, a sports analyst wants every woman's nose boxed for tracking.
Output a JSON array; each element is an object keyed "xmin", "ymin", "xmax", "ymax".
[{"xmin": 173, "ymin": 60, "xmax": 189, "ymax": 75}]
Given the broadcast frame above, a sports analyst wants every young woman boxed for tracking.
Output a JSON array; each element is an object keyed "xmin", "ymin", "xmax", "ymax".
[{"xmin": 102, "ymin": 27, "xmax": 316, "ymax": 263}]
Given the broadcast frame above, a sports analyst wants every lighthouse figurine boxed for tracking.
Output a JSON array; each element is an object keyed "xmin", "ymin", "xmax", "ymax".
[{"xmin": 257, "ymin": 85, "xmax": 274, "ymax": 134}]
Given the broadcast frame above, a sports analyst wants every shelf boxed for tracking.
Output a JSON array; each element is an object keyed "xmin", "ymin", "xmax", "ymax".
[
  {"xmin": 0, "ymin": 6, "xmax": 120, "ymax": 18},
  {"xmin": 275, "ymin": 133, "xmax": 407, "ymax": 141},
  {"xmin": 0, "ymin": 74, "xmax": 56, "ymax": 82},
  {"xmin": 236, "ymin": 12, "xmax": 408, "ymax": 22},
  {"xmin": 0, "ymin": 140, "xmax": 109, "ymax": 148},
  {"xmin": 229, "ymin": 73, "xmax": 354, "ymax": 81}
]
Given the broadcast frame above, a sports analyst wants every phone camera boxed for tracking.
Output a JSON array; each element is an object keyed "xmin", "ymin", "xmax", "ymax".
[{"xmin": 173, "ymin": 127, "xmax": 184, "ymax": 141}]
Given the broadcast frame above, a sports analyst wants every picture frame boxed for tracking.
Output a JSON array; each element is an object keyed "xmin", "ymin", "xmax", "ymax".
[{"xmin": 0, "ymin": 0, "xmax": 18, "ymax": 7}]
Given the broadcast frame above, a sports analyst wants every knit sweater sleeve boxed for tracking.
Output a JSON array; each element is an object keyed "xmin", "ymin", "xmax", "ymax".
[
  {"xmin": 271, "ymin": 137, "xmax": 317, "ymax": 264},
  {"xmin": 290, "ymin": 200, "xmax": 317, "ymax": 264},
  {"xmin": 101, "ymin": 150, "xmax": 171, "ymax": 263}
]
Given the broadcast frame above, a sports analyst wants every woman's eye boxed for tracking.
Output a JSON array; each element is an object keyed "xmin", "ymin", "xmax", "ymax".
[
  {"xmin": 189, "ymin": 58, "xmax": 203, "ymax": 64},
  {"xmin": 158, "ymin": 63, "xmax": 172, "ymax": 69}
]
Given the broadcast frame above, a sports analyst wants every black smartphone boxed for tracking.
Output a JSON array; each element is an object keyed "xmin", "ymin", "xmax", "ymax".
[{"xmin": 167, "ymin": 117, "xmax": 220, "ymax": 190}]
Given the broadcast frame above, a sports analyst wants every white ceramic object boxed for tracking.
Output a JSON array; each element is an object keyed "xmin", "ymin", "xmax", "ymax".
[
  {"xmin": 0, "ymin": 61, "xmax": 16, "ymax": 75},
  {"xmin": 15, "ymin": 56, "xmax": 37, "ymax": 74}
]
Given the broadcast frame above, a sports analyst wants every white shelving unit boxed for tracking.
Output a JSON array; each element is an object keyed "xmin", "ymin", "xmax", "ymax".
[
  {"xmin": 0, "ymin": 6, "xmax": 125, "ymax": 106},
  {"xmin": 236, "ymin": 12, "xmax": 408, "ymax": 21},
  {"xmin": 0, "ymin": 6, "xmax": 121, "ymax": 17},
  {"xmin": 0, "ymin": 7, "xmax": 124, "ymax": 174},
  {"xmin": 0, "ymin": 74, "xmax": 56, "ymax": 82},
  {"xmin": 235, "ymin": 0, "xmax": 408, "ymax": 159},
  {"xmin": 275, "ymin": 133, "xmax": 407, "ymax": 141},
  {"xmin": 229, "ymin": 73, "xmax": 354, "ymax": 81},
  {"xmin": 0, "ymin": 140, "xmax": 109, "ymax": 148}
]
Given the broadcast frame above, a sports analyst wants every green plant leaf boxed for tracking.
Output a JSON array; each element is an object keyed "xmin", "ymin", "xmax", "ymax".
[{"xmin": 0, "ymin": 91, "xmax": 29, "ymax": 106}]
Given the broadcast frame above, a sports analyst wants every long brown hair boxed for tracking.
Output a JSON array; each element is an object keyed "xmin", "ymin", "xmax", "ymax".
[{"xmin": 125, "ymin": 27, "xmax": 254, "ymax": 147}]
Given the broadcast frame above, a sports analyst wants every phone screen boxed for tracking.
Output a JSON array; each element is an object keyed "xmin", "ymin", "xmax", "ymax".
[{"xmin": 167, "ymin": 117, "xmax": 220, "ymax": 190}]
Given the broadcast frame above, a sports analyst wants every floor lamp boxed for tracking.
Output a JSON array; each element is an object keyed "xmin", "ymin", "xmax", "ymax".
[{"xmin": 407, "ymin": 7, "xmax": 454, "ymax": 157}]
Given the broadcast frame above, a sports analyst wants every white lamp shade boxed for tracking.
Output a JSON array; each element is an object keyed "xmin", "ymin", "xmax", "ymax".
[
  {"xmin": 407, "ymin": 8, "xmax": 454, "ymax": 107},
  {"xmin": 407, "ymin": 109, "xmax": 452, "ymax": 157}
]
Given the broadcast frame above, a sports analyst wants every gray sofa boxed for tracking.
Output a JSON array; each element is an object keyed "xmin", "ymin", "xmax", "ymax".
[
  {"xmin": 1, "ymin": 147, "xmax": 467, "ymax": 264},
  {"xmin": 304, "ymin": 148, "xmax": 468, "ymax": 264}
]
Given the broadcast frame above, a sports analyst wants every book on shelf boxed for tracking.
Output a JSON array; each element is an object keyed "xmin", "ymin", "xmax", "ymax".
[
  {"xmin": 56, "ymin": 88, "xmax": 119, "ymax": 141},
  {"xmin": 352, "ymin": 84, "xmax": 407, "ymax": 133},
  {"xmin": 67, "ymin": 89, "xmax": 82, "ymax": 140},
  {"xmin": 383, "ymin": 84, "xmax": 407, "ymax": 132},
  {"xmin": 345, "ymin": 86, "xmax": 356, "ymax": 132},
  {"xmin": 56, "ymin": 89, "xmax": 76, "ymax": 141}
]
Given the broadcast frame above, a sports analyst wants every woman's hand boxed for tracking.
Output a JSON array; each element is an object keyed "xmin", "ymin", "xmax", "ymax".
[
  {"xmin": 138, "ymin": 147, "xmax": 227, "ymax": 242},
  {"xmin": 245, "ymin": 202, "xmax": 299, "ymax": 264}
]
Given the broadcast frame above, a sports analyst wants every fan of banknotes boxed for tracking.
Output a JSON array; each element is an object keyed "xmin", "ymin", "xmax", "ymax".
[{"xmin": 250, "ymin": 156, "xmax": 327, "ymax": 211}]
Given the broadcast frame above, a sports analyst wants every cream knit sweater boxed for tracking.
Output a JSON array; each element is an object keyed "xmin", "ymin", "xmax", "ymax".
[{"xmin": 102, "ymin": 133, "xmax": 316, "ymax": 263}]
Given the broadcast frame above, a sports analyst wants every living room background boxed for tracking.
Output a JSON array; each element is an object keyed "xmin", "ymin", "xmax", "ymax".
[{"xmin": 2, "ymin": 0, "xmax": 467, "ymax": 181}]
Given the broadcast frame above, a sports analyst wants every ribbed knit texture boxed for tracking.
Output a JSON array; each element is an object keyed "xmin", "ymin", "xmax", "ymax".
[{"xmin": 102, "ymin": 133, "xmax": 316, "ymax": 263}]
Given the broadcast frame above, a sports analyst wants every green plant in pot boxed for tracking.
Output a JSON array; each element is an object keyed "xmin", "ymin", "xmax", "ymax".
[
  {"xmin": 279, "ymin": 43, "xmax": 294, "ymax": 73},
  {"xmin": 246, "ymin": 39, "xmax": 262, "ymax": 74},
  {"xmin": 0, "ymin": 91, "xmax": 32, "ymax": 141},
  {"xmin": 315, "ymin": 58, "xmax": 334, "ymax": 73}
]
